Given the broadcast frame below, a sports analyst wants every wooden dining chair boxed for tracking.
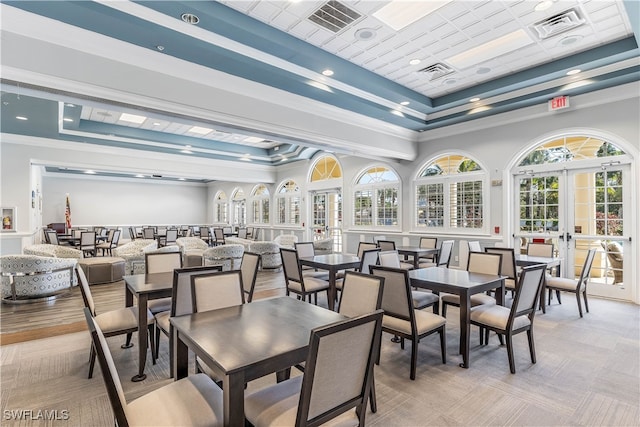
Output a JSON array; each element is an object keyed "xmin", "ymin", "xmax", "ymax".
[
  {"xmin": 83, "ymin": 308, "xmax": 224, "ymax": 427},
  {"xmin": 419, "ymin": 239, "xmax": 454, "ymax": 268},
  {"xmin": 378, "ymin": 242, "xmax": 413, "ymax": 270},
  {"xmin": 280, "ymin": 248, "xmax": 329, "ymax": 305},
  {"xmin": 237, "ymin": 227, "xmax": 247, "ymax": 239},
  {"xmin": 144, "ymin": 251, "xmax": 183, "ymax": 315},
  {"xmin": 485, "ymin": 247, "xmax": 518, "ymax": 295},
  {"xmin": 369, "ymin": 265, "xmax": 446, "ymax": 380},
  {"xmin": 76, "ymin": 266, "xmax": 155, "ymax": 378},
  {"xmin": 244, "ymin": 310, "xmax": 383, "ymax": 427},
  {"xmin": 46, "ymin": 230, "xmax": 60, "ymax": 245},
  {"xmin": 470, "ymin": 264, "xmax": 546, "ymax": 373},
  {"xmin": 240, "ymin": 251, "xmax": 261, "ymax": 302},
  {"xmin": 418, "ymin": 237, "xmax": 438, "ymax": 263},
  {"xmin": 190, "ymin": 270, "xmax": 244, "ymax": 313},
  {"xmin": 546, "ymin": 248, "xmax": 596, "ymax": 317},
  {"xmin": 441, "ymin": 251, "xmax": 501, "ymax": 318},
  {"xmin": 294, "ymin": 242, "xmax": 328, "ymax": 279},
  {"xmin": 80, "ymin": 231, "xmax": 97, "ymax": 257},
  {"xmin": 527, "ymin": 242, "xmax": 554, "ymax": 257},
  {"xmin": 357, "ymin": 241, "xmax": 378, "ymax": 258},
  {"xmin": 142, "ymin": 227, "xmax": 155, "ymax": 239}
]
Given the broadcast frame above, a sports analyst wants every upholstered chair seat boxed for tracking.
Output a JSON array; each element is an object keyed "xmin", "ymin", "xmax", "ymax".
[
  {"xmin": 470, "ymin": 305, "xmax": 531, "ymax": 330},
  {"xmin": 382, "ymin": 310, "xmax": 446, "ymax": 336}
]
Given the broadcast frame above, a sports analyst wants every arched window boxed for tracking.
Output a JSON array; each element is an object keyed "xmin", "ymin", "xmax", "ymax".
[
  {"xmin": 250, "ymin": 184, "xmax": 270, "ymax": 225},
  {"xmin": 276, "ymin": 180, "xmax": 300, "ymax": 225},
  {"xmin": 214, "ymin": 191, "xmax": 228, "ymax": 223},
  {"xmin": 353, "ymin": 166, "xmax": 400, "ymax": 228},
  {"xmin": 310, "ymin": 156, "xmax": 342, "ymax": 181},
  {"xmin": 231, "ymin": 188, "xmax": 246, "ymax": 226},
  {"xmin": 414, "ymin": 154, "xmax": 487, "ymax": 232}
]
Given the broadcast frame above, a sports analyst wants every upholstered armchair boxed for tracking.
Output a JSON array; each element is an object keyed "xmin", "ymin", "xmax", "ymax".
[
  {"xmin": 249, "ymin": 241, "xmax": 282, "ymax": 270},
  {"xmin": 176, "ymin": 237, "xmax": 210, "ymax": 267},
  {"xmin": 203, "ymin": 244, "xmax": 244, "ymax": 271},
  {"xmin": 224, "ymin": 236, "xmax": 253, "ymax": 250},
  {"xmin": 112, "ymin": 239, "xmax": 158, "ymax": 274},
  {"xmin": 23, "ymin": 244, "xmax": 83, "ymax": 259},
  {"xmin": 312, "ymin": 238, "xmax": 334, "ymax": 255},
  {"xmin": 602, "ymin": 241, "xmax": 623, "ymax": 284},
  {"xmin": 274, "ymin": 234, "xmax": 298, "ymax": 249},
  {"xmin": 1, "ymin": 255, "xmax": 77, "ymax": 302}
]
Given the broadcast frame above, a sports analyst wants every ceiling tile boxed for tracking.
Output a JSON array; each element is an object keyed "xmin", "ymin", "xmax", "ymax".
[{"xmin": 250, "ymin": 1, "xmax": 282, "ymax": 22}]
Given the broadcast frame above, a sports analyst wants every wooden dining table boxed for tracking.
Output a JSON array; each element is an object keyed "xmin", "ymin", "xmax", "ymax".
[
  {"xmin": 395, "ymin": 246, "xmax": 439, "ymax": 269},
  {"xmin": 171, "ymin": 297, "xmax": 346, "ymax": 427},
  {"xmin": 298, "ymin": 253, "xmax": 360, "ymax": 310},
  {"xmin": 515, "ymin": 254, "xmax": 562, "ymax": 312},
  {"xmin": 123, "ymin": 271, "xmax": 174, "ymax": 382},
  {"xmin": 409, "ymin": 267, "xmax": 505, "ymax": 369}
]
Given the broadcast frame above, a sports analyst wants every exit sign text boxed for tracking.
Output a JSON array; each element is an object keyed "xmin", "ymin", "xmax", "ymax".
[{"xmin": 549, "ymin": 96, "xmax": 570, "ymax": 111}]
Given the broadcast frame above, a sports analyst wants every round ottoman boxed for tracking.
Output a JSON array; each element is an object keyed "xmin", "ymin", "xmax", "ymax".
[{"xmin": 78, "ymin": 257, "xmax": 125, "ymax": 285}]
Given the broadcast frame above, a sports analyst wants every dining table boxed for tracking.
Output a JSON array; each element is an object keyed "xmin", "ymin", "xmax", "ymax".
[
  {"xmin": 298, "ymin": 253, "xmax": 360, "ymax": 310},
  {"xmin": 515, "ymin": 254, "xmax": 562, "ymax": 312},
  {"xmin": 395, "ymin": 246, "xmax": 439, "ymax": 269},
  {"xmin": 123, "ymin": 271, "xmax": 174, "ymax": 382},
  {"xmin": 409, "ymin": 267, "xmax": 505, "ymax": 369},
  {"xmin": 171, "ymin": 296, "xmax": 346, "ymax": 427}
]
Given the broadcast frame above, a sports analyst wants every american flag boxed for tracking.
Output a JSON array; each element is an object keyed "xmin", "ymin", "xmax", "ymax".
[{"xmin": 65, "ymin": 194, "xmax": 72, "ymax": 229}]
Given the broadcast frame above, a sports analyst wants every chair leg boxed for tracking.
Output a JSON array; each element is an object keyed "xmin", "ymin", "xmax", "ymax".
[
  {"xmin": 439, "ymin": 329, "xmax": 446, "ymax": 364},
  {"xmin": 505, "ymin": 333, "xmax": 516, "ymax": 374},
  {"xmin": 122, "ymin": 333, "xmax": 133, "ymax": 349},
  {"xmin": 556, "ymin": 290, "xmax": 562, "ymax": 304},
  {"xmin": 410, "ymin": 339, "xmax": 418, "ymax": 380},
  {"xmin": 583, "ymin": 290, "xmax": 589, "ymax": 313},
  {"xmin": 441, "ymin": 302, "xmax": 448, "ymax": 318},
  {"xmin": 155, "ymin": 325, "xmax": 161, "ymax": 356},
  {"xmin": 88, "ymin": 343, "xmax": 96, "ymax": 379},
  {"xmin": 369, "ymin": 375, "xmax": 377, "ymax": 413},
  {"xmin": 148, "ymin": 325, "xmax": 157, "ymax": 364},
  {"xmin": 497, "ymin": 333, "xmax": 504, "ymax": 346},
  {"xmin": 432, "ymin": 301, "xmax": 440, "ymax": 315},
  {"xmin": 576, "ymin": 292, "xmax": 583, "ymax": 318},
  {"xmin": 527, "ymin": 328, "xmax": 536, "ymax": 364},
  {"xmin": 400, "ymin": 337, "xmax": 405, "ymax": 350}
]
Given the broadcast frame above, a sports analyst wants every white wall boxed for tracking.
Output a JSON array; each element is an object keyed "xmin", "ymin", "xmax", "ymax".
[{"xmin": 43, "ymin": 176, "xmax": 208, "ymax": 226}]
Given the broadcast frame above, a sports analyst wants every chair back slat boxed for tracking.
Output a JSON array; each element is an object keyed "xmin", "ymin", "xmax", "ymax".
[
  {"xmin": 82, "ymin": 308, "xmax": 129, "ymax": 427},
  {"xmin": 513, "ymin": 265, "xmax": 546, "ymax": 316},
  {"xmin": 356, "ymin": 242, "xmax": 378, "ymax": 259},
  {"xmin": 338, "ymin": 271, "xmax": 384, "ymax": 318},
  {"xmin": 467, "ymin": 252, "xmax": 502, "ymax": 275},
  {"xmin": 76, "ymin": 266, "xmax": 96, "ymax": 315},
  {"xmin": 47, "ymin": 230, "xmax": 59, "ymax": 245},
  {"xmin": 359, "ymin": 248, "xmax": 380, "ymax": 274},
  {"xmin": 377, "ymin": 240, "xmax": 396, "ymax": 251},
  {"xmin": 369, "ymin": 265, "xmax": 412, "ymax": 319},
  {"xmin": 145, "ymin": 252, "xmax": 182, "ymax": 274},
  {"xmin": 295, "ymin": 242, "xmax": 316, "ymax": 258},
  {"xmin": 281, "ymin": 248, "xmax": 303, "ymax": 283},
  {"xmin": 527, "ymin": 243, "xmax": 554, "ymax": 257},
  {"xmin": 240, "ymin": 252, "xmax": 261, "ymax": 302},
  {"xmin": 378, "ymin": 250, "xmax": 401, "ymax": 268},
  {"xmin": 438, "ymin": 240, "xmax": 455, "ymax": 267},
  {"xmin": 485, "ymin": 247, "xmax": 516, "ymax": 280},
  {"xmin": 296, "ymin": 311, "xmax": 383, "ymax": 427},
  {"xmin": 111, "ymin": 230, "xmax": 121, "ymax": 247},
  {"xmin": 191, "ymin": 270, "xmax": 244, "ymax": 313},
  {"xmin": 171, "ymin": 266, "xmax": 223, "ymax": 317}
]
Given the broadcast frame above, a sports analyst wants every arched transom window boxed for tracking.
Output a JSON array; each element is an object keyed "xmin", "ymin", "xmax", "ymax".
[
  {"xmin": 415, "ymin": 154, "xmax": 487, "ymax": 232},
  {"xmin": 214, "ymin": 191, "xmax": 228, "ymax": 223},
  {"xmin": 250, "ymin": 184, "xmax": 270, "ymax": 225},
  {"xmin": 310, "ymin": 156, "xmax": 342, "ymax": 181},
  {"xmin": 353, "ymin": 166, "xmax": 400, "ymax": 227},
  {"xmin": 276, "ymin": 180, "xmax": 300, "ymax": 225}
]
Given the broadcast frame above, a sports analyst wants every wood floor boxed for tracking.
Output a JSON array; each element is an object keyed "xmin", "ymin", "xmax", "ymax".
[{"xmin": 1, "ymin": 269, "xmax": 638, "ymax": 426}]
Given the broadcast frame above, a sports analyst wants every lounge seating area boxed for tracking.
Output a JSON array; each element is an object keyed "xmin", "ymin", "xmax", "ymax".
[{"xmin": 0, "ymin": 254, "xmax": 77, "ymax": 302}]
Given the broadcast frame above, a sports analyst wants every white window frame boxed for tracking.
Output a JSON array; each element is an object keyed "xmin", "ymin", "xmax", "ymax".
[
  {"xmin": 214, "ymin": 191, "xmax": 228, "ymax": 224},
  {"xmin": 352, "ymin": 165, "xmax": 401, "ymax": 231},
  {"xmin": 276, "ymin": 180, "xmax": 301, "ymax": 227},
  {"xmin": 249, "ymin": 184, "xmax": 270, "ymax": 225}
]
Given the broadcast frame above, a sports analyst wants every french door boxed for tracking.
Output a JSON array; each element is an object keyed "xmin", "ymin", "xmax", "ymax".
[
  {"xmin": 311, "ymin": 191, "xmax": 342, "ymax": 253},
  {"xmin": 515, "ymin": 163, "xmax": 632, "ymax": 301}
]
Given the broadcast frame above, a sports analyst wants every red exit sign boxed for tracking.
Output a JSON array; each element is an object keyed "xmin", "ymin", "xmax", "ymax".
[{"xmin": 549, "ymin": 95, "xmax": 570, "ymax": 111}]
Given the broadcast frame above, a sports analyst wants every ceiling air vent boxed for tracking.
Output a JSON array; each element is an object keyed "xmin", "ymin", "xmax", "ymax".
[
  {"xmin": 418, "ymin": 63, "xmax": 455, "ymax": 81},
  {"xmin": 531, "ymin": 8, "xmax": 585, "ymax": 40},
  {"xmin": 308, "ymin": 1, "xmax": 361, "ymax": 33}
]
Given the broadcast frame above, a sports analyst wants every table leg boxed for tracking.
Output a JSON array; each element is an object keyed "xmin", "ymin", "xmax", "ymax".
[
  {"xmin": 224, "ymin": 372, "xmax": 246, "ymax": 427},
  {"xmin": 122, "ymin": 287, "xmax": 134, "ymax": 349},
  {"xmin": 173, "ymin": 329, "xmax": 188, "ymax": 380},
  {"xmin": 327, "ymin": 269, "xmax": 336, "ymax": 311},
  {"xmin": 132, "ymin": 293, "xmax": 148, "ymax": 382},
  {"xmin": 459, "ymin": 291, "xmax": 470, "ymax": 368}
]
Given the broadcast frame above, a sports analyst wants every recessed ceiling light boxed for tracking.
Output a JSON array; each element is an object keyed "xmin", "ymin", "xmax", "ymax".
[
  {"xmin": 355, "ymin": 28, "xmax": 377, "ymax": 41},
  {"xmin": 443, "ymin": 78, "xmax": 457, "ymax": 85},
  {"xmin": 63, "ymin": 118, "xmax": 73, "ymax": 122},
  {"xmin": 243, "ymin": 136, "xmax": 265, "ymax": 143},
  {"xmin": 84, "ymin": 170, "xmax": 96, "ymax": 174},
  {"xmin": 373, "ymin": 0, "xmax": 453, "ymax": 30},
  {"xmin": 188, "ymin": 126, "xmax": 212, "ymax": 135},
  {"xmin": 558, "ymin": 35, "xmax": 583, "ymax": 47},
  {"xmin": 119, "ymin": 113, "xmax": 146, "ymax": 124},
  {"xmin": 566, "ymin": 69, "xmax": 581, "ymax": 75},
  {"xmin": 181, "ymin": 13, "xmax": 199, "ymax": 25},
  {"xmin": 409, "ymin": 59, "xmax": 421, "ymax": 65},
  {"xmin": 476, "ymin": 67, "xmax": 491, "ymax": 75},
  {"xmin": 16, "ymin": 116, "xmax": 28, "ymax": 120},
  {"xmin": 400, "ymin": 101, "xmax": 410, "ymax": 106},
  {"xmin": 446, "ymin": 29, "xmax": 533, "ymax": 70},
  {"xmin": 469, "ymin": 97, "xmax": 480, "ymax": 102},
  {"xmin": 322, "ymin": 69, "xmax": 334, "ymax": 76},
  {"xmin": 534, "ymin": 1, "xmax": 553, "ymax": 12},
  {"xmin": 135, "ymin": 174, "xmax": 145, "ymax": 178},
  {"xmin": 391, "ymin": 110, "xmax": 405, "ymax": 117},
  {"xmin": 468, "ymin": 106, "xmax": 492, "ymax": 115},
  {"xmin": 178, "ymin": 178, "xmax": 186, "ymax": 181}
]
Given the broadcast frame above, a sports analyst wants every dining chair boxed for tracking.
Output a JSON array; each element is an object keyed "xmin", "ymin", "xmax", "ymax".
[
  {"xmin": 280, "ymin": 248, "xmax": 329, "ymax": 305},
  {"xmin": 378, "ymin": 240, "xmax": 413, "ymax": 270},
  {"xmin": 485, "ymin": 247, "xmax": 518, "ymax": 295},
  {"xmin": 418, "ymin": 240, "xmax": 454, "ymax": 268},
  {"xmin": 379, "ymin": 249, "xmax": 439, "ymax": 311},
  {"xmin": 83, "ymin": 308, "xmax": 223, "ymax": 427},
  {"xmin": 240, "ymin": 251, "xmax": 261, "ymax": 302},
  {"xmin": 128, "ymin": 227, "xmax": 136, "ymax": 240},
  {"xmin": 46, "ymin": 230, "xmax": 60, "ymax": 245},
  {"xmin": 468, "ymin": 241, "xmax": 482, "ymax": 252},
  {"xmin": 357, "ymin": 241, "xmax": 378, "ymax": 259},
  {"xmin": 142, "ymin": 227, "xmax": 155, "ymax": 239},
  {"xmin": 441, "ymin": 251, "xmax": 501, "ymax": 318},
  {"xmin": 527, "ymin": 242, "xmax": 555, "ymax": 257},
  {"xmin": 244, "ymin": 310, "xmax": 383, "ymax": 427},
  {"xmin": 469, "ymin": 264, "xmax": 546, "ymax": 373},
  {"xmin": 153, "ymin": 265, "xmax": 223, "ymax": 366},
  {"xmin": 80, "ymin": 231, "xmax": 97, "ymax": 257},
  {"xmin": 212, "ymin": 228, "xmax": 225, "ymax": 246},
  {"xmin": 546, "ymin": 248, "xmax": 596, "ymax": 317},
  {"xmin": 97, "ymin": 229, "xmax": 121, "ymax": 256},
  {"xmin": 145, "ymin": 251, "xmax": 183, "ymax": 315},
  {"xmin": 369, "ymin": 265, "xmax": 446, "ymax": 380},
  {"xmin": 418, "ymin": 237, "xmax": 438, "ymax": 263},
  {"xmin": 200, "ymin": 226, "xmax": 213, "ymax": 246},
  {"xmin": 378, "ymin": 248, "xmax": 413, "ymax": 270},
  {"xmin": 76, "ymin": 266, "xmax": 155, "ymax": 379},
  {"xmin": 237, "ymin": 227, "xmax": 247, "ymax": 239},
  {"xmin": 222, "ymin": 226, "xmax": 233, "ymax": 235},
  {"xmin": 161, "ymin": 229, "xmax": 178, "ymax": 247},
  {"xmin": 295, "ymin": 242, "xmax": 328, "ymax": 279},
  {"xmin": 190, "ymin": 270, "xmax": 244, "ymax": 314}
]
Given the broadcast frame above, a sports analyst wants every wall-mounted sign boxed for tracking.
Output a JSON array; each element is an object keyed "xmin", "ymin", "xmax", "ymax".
[{"xmin": 549, "ymin": 95, "xmax": 570, "ymax": 111}]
